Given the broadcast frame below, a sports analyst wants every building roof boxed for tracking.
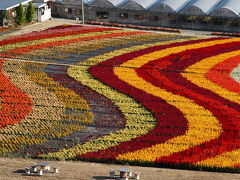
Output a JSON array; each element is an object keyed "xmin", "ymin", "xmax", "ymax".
[
  {"xmin": 118, "ymin": 0, "xmax": 145, "ymax": 10},
  {"xmin": 149, "ymin": 0, "xmax": 191, "ymax": 12},
  {"xmin": 0, "ymin": 0, "xmax": 32, "ymax": 10},
  {"xmin": 89, "ymin": 0, "xmax": 127, "ymax": 6},
  {"xmin": 124, "ymin": 0, "xmax": 161, "ymax": 9},
  {"xmin": 211, "ymin": 0, "xmax": 240, "ymax": 17},
  {"xmin": 181, "ymin": 0, "xmax": 222, "ymax": 15},
  {"xmin": 58, "ymin": 0, "xmax": 240, "ymax": 17},
  {"xmin": 32, "ymin": 2, "xmax": 46, "ymax": 8},
  {"xmin": 80, "ymin": 0, "xmax": 161, "ymax": 9}
]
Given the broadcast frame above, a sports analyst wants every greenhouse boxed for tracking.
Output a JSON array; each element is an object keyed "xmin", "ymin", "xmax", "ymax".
[
  {"xmin": 52, "ymin": 0, "xmax": 240, "ymax": 32},
  {"xmin": 211, "ymin": 0, "xmax": 240, "ymax": 17},
  {"xmin": 179, "ymin": 0, "xmax": 223, "ymax": 16}
]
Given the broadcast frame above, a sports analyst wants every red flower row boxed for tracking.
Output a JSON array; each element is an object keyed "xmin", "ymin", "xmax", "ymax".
[
  {"xmin": 212, "ymin": 32, "xmax": 240, "ymax": 37},
  {"xmin": 0, "ymin": 60, "xmax": 32, "ymax": 128}
]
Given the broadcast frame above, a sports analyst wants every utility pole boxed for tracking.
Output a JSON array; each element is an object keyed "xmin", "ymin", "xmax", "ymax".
[{"xmin": 82, "ymin": 0, "xmax": 85, "ymax": 24}]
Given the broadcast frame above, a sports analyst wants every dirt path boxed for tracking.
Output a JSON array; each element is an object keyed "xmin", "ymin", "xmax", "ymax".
[{"xmin": 0, "ymin": 157, "xmax": 239, "ymax": 180}]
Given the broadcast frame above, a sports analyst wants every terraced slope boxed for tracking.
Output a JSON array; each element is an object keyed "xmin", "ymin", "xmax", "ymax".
[{"xmin": 0, "ymin": 25, "xmax": 239, "ymax": 172}]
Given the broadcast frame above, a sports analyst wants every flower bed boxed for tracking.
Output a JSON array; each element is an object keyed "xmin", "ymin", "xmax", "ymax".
[
  {"xmin": 0, "ymin": 25, "xmax": 239, "ymax": 172},
  {"xmin": 211, "ymin": 32, "xmax": 240, "ymax": 37},
  {"xmin": 85, "ymin": 21, "xmax": 181, "ymax": 33}
]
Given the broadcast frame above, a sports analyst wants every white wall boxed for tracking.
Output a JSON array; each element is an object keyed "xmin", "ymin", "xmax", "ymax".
[{"xmin": 41, "ymin": 8, "xmax": 51, "ymax": 21}]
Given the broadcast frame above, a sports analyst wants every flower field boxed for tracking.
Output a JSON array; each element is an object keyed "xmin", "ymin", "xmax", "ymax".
[{"xmin": 0, "ymin": 25, "xmax": 239, "ymax": 172}]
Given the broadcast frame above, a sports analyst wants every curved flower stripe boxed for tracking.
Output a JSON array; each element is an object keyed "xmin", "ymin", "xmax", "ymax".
[
  {"xmin": 72, "ymin": 38, "xmax": 227, "ymax": 160},
  {"xmin": 81, "ymin": 64, "xmax": 188, "ymax": 160},
  {"xmin": 183, "ymin": 51, "xmax": 240, "ymax": 104},
  {"xmin": 174, "ymin": 51, "xmax": 240, "ymax": 166},
  {"xmin": 196, "ymin": 149, "xmax": 240, "ymax": 168},
  {"xmin": 148, "ymin": 43, "xmax": 240, "ymax": 166},
  {"xmin": 137, "ymin": 46, "xmax": 239, "ymax": 166},
  {"xmin": 114, "ymin": 67, "xmax": 220, "ymax": 162},
  {"xmin": 0, "ymin": 28, "xmax": 122, "ymax": 52},
  {"xmin": 78, "ymin": 38, "xmax": 223, "ymax": 160},
  {"xmin": 45, "ymin": 38, "xmax": 195, "ymax": 160},
  {"xmin": 1, "ymin": 31, "xmax": 143, "ymax": 57},
  {"xmin": 0, "ymin": 26, "xmax": 118, "ymax": 46},
  {"xmin": 137, "ymin": 65, "xmax": 225, "ymax": 162},
  {"xmin": 119, "ymin": 38, "xmax": 240, "ymax": 68},
  {"xmin": 207, "ymin": 55, "xmax": 240, "ymax": 94},
  {"xmin": 0, "ymin": 60, "xmax": 64, "ymax": 154},
  {"xmin": 114, "ymin": 38, "xmax": 240, "ymax": 162},
  {"xmin": 0, "ymin": 59, "xmax": 32, "ymax": 128}
]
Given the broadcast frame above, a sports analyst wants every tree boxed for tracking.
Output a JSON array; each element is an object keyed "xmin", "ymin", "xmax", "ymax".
[
  {"xmin": 16, "ymin": 3, "xmax": 26, "ymax": 25},
  {"xmin": 26, "ymin": 2, "xmax": 35, "ymax": 23}
]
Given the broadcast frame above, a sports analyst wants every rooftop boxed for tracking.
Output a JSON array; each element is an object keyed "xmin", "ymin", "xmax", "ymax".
[{"xmin": 0, "ymin": 0, "xmax": 33, "ymax": 10}]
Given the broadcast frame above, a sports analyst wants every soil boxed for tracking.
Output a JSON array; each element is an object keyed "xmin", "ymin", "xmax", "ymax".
[{"xmin": 0, "ymin": 157, "xmax": 239, "ymax": 180}]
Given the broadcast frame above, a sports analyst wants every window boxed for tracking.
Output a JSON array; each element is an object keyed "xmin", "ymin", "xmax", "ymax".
[
  {"xmin": 149, "ymin": 16, "xmax": 158, "ymax": 22},
  {"xmin": 65, "ymin": 8, "xmax": 72, "ymax": 14},
  {"xmin": 96, "ymin": 11, "xmax": 109, "ymax": 19},
  {"xmin": 119, "ymin": 13, "xmax": 128, "ymax": 19},
  {"xmin": 134, "ymin": 15, "xmax": 144, "ymax": 20}
]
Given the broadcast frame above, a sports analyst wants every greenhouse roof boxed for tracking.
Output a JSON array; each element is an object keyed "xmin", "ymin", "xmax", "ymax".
[
  {"xmin": 60, "ymin": 0, "xmax": 240, "ymax": 17},
  {"xmin": 183, "ymin": 0, "xmax": 222, "ymax": 14},
  {"xmin": 127, "ymin": 0, "xmax": 161, "ymax": 9},
  {"xmin": 105, "ymin": 0, "xmax": 128, "ymax": 6},
  {"xmin": 212, "ymin": 0, "xmax": 240, "ymax": 16},
  {"xmin": 159, "ymin": 0, "xmax": 192, "ymax": 12}
]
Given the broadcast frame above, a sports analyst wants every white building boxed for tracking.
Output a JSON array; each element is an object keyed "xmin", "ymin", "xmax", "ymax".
[
  {"xmin": 33, "ymin": 0, "xmax": 52, "ymax": 22},
  {"xmin": 0, "ymin": 0, "xmax": 52, "ymax": 26}
]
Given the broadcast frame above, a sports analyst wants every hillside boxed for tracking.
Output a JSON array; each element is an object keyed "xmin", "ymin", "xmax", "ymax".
[{"xmin": 0, "ymin": 20, "xmax": 239, "ymax": 176}]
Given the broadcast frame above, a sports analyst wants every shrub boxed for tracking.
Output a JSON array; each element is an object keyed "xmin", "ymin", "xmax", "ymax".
[
  {"xmin": 15, "ymin": 3, "xmax": 26, "ymax": 25},
  {"xmin": 26, "ymin": 2, "xmax": 35, "ymax": 23}
]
